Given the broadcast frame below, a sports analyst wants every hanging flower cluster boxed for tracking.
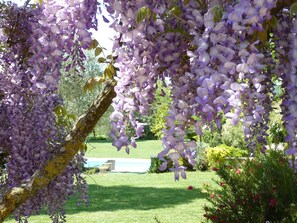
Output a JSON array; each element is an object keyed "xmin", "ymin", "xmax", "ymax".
[
  {"xmin": 104, "ymin": 0, "xmax": 278, "ymax": 180},
  {"xmin": 1, "ymin": 0, "xmax": 297, "ymax": 220},
  {"xmin": 0, "ymin": 0, "xmax": 97, "ymax": 221}
]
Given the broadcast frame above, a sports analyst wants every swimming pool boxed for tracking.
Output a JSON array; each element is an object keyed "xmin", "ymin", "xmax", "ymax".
[{"xmin": 85, "ymin": 158, "xmax": 151, "ymax": 173}]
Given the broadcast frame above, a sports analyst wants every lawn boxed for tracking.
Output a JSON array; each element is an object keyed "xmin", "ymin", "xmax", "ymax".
[
  {"xmin": 4, "ymin": 171, "xmax": 216, "ymax": 223},
  {"xmin": 5, "ymin": 140, "xmax": 217, "ymax": 222},
  {"xmin": 84, "ymin": 140, "xmax": 163, "ymax": 159}
]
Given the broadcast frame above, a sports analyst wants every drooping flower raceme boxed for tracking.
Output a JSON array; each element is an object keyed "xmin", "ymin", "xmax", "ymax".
[
  {"xmin": 105, "ymin": 0, "xmax": 277, "ymax": 180},
  {"xmin": 278, "ymin": 17, "xmax": 297, "ymax": 167},
  {"xmin": 0, "ymin": 0, "xmax": 97, "ymax": 221},
  {"xmin": 1, "ymin": 1, "xmax": 297, "ymax": 221}
]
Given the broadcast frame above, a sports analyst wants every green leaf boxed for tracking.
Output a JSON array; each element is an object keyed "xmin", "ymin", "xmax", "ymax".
[
  {"xmin": 169, "ymin": 6, "xmax": 183, "ymax": 17},
  {"xmin": 107, "ymin": 54, "xmax": 113, "ymax": 60},
  {"xmin": 97, "ymin": 57, "xmax": 106, "ymax": 63},
  {"xmin": 136, "ymin": 6, "xmax": 151, "ymax": 23},
  {"xmin": 95, "ymin": 47, "xmax": 103, "ymax": 56},
  {"xmin": 104, "ymin": 64, "xmax": 115, "ymax": 79},
  {"xmin": 290, "ymin": 2, "xmax": 297, "ymax": 17},
  {"xmin": 257, "ymin": 30, "xmax": 268, "ymax": 43},
  {"xmin": 54, "ymin": 105, "xmax": 67, "ymax": 116},
  {"xmin": 89, "ymin": 39, "xmax": 99, "ymax": 49},
  {"xmin": 212, "ymin": 5, "xmax": 223, "ymax": 23},
  {"xmin": 267, "ymin": 16, "xmax": 278, "ymax": 30},
  {"xmin": 67, "ymin": 114, "xmax": 77, "ymax": 121},
  {"xmin": 83, "ymin": 77, "xmax": 105, "ymax": 93},
  {"xmin": 54, "ymin": 105, "xmax": 63, "ymax": 115},
  {"xmin": 183, "ymin": 0, "xmax": 191, "ymax": 6}
]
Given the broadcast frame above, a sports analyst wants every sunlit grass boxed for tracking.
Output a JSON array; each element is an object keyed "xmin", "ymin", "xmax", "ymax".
[
  {"xmin": 84, "ymin": 140, "xmax": 163, "ymax": 159},
  {"xmin": 4, "ymin": 171, "xmax": 216, "ymax": 223}
]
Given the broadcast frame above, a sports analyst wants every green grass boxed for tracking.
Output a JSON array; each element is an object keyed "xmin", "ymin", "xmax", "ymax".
[
  {"xmin": 4, "ymin": 171, "xmax": 216, "ymax": 223},
  {"xmin": 84, "ymin": 140, "xmax": 163, "ymax": 159}
]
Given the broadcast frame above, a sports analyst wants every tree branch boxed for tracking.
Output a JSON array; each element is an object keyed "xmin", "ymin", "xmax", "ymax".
[{"xmin": 0, "ymin": 81, "xmax": 116, "ymax": 222}]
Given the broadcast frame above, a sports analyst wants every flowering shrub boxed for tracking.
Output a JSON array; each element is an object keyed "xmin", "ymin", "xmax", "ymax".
[
  {"xmin": 203, "ymin": 151, "xmax": 297, "ymax": 222},
  {"xmin": 206, "ymin": 144, "xmax": 247, "ymax": 167}
]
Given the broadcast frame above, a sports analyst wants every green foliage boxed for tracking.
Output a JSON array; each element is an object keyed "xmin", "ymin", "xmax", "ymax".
[
  {"xmin": 211, "ymin": 5, "xmax": 223, "ymax": 23},
  {"xmin": 136, "ymin": 6, "xmax": 152, "ymax": 23},
  {"xmin": 149, "ymin": 155, "xmax": 195, "ymax": 173},
  {"xmin": 272, "ymin": 77, "xmax": 285, "ymax": 101},
  {"xmin": 186, "ymin": 127, "xmax": 197, "ymax": 141},
  {"xmin": 203, "ymin": 151, "xmax": 297, "ymax": 223},
  {"xmin": 206, "ymin": 144, "xmax": 247, "ymax": 167},
  {"xmin": 290, "ymin": 2, "xmax": 297, "ymax": 17},
  {"xmin": 168, "ymin": 5, "xmax": 183, "ymax": 17},
  {"xmin": 201, "ymin": 119, "xmax": 248, "ymax": 150},
  {"xmin": 54, "ymin": 105, "xmax": 76, "ymax": 131},
  {"xmin": 201, "ymin": 129, "xmax": 222, "ymax": 148},
  {"xmin": 83, "ymin": 38, "xmax": 115, "ymax": 93},
  {"xmin": 83, "ymin": 76, "xmax": 105, "ymax": 93},
  {"xmin": 148, "ymin": 156, "xmax": 172, "ymax": 173},
  {"xmin": 151, "ymin": 105, "xmax": 168, "ymax": 138},
  {"xmin": 83, "ymin": 167, "xmax": 98, "ymax": 174},
  {"xmin": 195, "ymin": 142, "xmax": 209, "ymax": 171},
  {"xmin": 59, "ymin": 51, "xmax": 113, "ymax": 138},
  {"xmin": 124, "ymin": 112, "xmax": 157, "ymax": 140},
  {"xmin": 179, "ymin": 156, "xmax": 195, "ymax": 171},
  {"xmin": 86, "ymin": 135, "xmax": 110, "ymax": 141},
  {"xmin": 139, "ymin": 115, "xmax": 158, "ymax": 140},
  {"xmin": 0, "ymin": 151, "xmax": 7, "ymax": 170},
  {"xmin": 221, "ymin": 120, "xmax": 247, "ymax": 150},
  {"xmin": 151, "ymin": 82, "xmax": 171, "ymax": 139},
  {"xmin": 268, "ymin": 102, "xmax": 287, "ymax": 145}
]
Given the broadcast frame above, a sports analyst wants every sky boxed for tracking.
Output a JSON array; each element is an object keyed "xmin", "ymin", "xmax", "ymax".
[{"xmin": 10, "ymin": 0, "xmax": 115, "ymax": 53}]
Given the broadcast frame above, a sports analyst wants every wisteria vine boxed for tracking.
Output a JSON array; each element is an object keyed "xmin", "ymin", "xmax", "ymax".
[
  {"xmin": 105, "ymin": 0, "xmax": 282, "ymax": 180},
  {"xmin": 0, "ymin": 0, "xmax": 297, "ymax": 222},
  {"xmin": 0, "ymin": 0, "xmax": 97, "ymax": 222}
]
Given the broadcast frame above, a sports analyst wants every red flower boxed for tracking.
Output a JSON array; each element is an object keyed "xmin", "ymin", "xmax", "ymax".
[
  {"xmin": 187, "ymin": 185, "xmax": 194, "ymax": 190},
  {"xmin": 253, "ymin": 194, "xmax": 260, "ymax": 201},
  {"xmin": 208, "ymin": 215, "xmax": 218, "ymax": 221},
  {"xmin": 269, "ymin": 198, "xmax": 277, "ymax": 207},
  {"xmin": 212, "ymin": 167, "xmax": 218, "ymax": 171},
  {"xmin": 210, "ymin": 193, "xmax": 215, "ymax": 199},
  {"xmin": 235, "ymin": 169, "xmax": 241, "ymax": 174}
]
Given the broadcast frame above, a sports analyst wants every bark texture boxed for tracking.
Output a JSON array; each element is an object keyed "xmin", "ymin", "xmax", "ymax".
[{"xmin": 0, "ymin": 81, "xmax": 116, "ymax": 222}]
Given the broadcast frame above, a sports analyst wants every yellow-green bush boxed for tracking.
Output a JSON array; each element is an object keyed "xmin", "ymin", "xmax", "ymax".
[{"xmin": 206, "ymin": 144, "xmax": 247, "ymax": 167}]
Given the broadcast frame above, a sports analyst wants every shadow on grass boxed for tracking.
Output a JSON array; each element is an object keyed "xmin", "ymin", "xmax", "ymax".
[{"xmin": 65, "ymin": 184, "xmax": 207, "ymax": 214}]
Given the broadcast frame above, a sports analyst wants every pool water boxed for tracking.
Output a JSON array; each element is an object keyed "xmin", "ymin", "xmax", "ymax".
[{"xmin": 85, "ymin": 158, "xmax": 151, "ymax": 173}]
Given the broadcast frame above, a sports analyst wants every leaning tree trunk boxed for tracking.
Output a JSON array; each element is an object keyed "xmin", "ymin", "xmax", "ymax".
[{"xmin": 0, "ymin": 81, "xmax": 116, "ymax": 222}]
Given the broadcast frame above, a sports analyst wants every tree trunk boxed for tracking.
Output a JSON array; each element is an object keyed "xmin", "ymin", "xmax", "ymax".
[{"xmin": 0, "ymin": 81, "xmax": 116, "ymax": 222}]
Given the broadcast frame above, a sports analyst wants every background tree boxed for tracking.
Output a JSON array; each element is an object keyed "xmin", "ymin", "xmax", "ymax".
[
  {"xmin": 151, "ymin": 81, "xmax": 171, "ymax": 139},
  {"xmin": 59, "ymin": 51, "xmax": 112, "ymax": 139}
]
